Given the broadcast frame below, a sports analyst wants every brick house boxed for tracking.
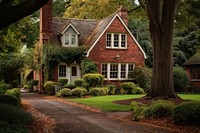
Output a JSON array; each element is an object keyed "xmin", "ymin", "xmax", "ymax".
[
  {"xmin": 183, "ymin": 49, "xmax": 200, "ymax": 88},
  {"xmin": 34, "ymin": 0, "xmax": 146, "ymax": 91}
]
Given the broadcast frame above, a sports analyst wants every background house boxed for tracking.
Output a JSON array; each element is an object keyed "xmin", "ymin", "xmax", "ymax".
[
  {"xmin": 183, "ymin": 49, "xmax": 200, "ymax": 88},
  {"xmin": 34, "ymin": 0, "xmax": 146, "ymax": 91}
]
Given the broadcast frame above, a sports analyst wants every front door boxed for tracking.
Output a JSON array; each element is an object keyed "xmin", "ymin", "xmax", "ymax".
[{"xmin": 70, "ymin": 65, "xmax": 81, "ymax": 83}]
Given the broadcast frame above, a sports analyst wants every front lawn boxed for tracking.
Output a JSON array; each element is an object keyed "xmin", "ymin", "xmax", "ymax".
[{"xmin": 70, "ymin": 94, "xmax": 200, "ymax": 112}]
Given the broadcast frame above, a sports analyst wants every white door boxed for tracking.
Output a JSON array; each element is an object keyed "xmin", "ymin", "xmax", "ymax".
[{"xmin": 70, "ymin": 65, "xmax": 81, "ymax": 83}]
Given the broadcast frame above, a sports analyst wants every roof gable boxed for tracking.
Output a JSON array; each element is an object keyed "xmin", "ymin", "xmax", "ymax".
[
  {"xmin": 60, "ymin": 22, "xmax": 80, "ymax": 35},
  {"xmin": 86, "ymin": 13, "xmax": 147, "ymax": 59}
]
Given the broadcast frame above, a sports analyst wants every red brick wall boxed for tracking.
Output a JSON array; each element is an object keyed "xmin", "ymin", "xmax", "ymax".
[
  {"xmin": 185, "ymin": 66, "xmax": 200, "ymax": 88},
  {"xmin": 89, "ymin": 17, "xmax": 145, "ymax": 70},
  {"xmin": 88, "ymin": 17, "xmax": 145, "ymax": 86}
]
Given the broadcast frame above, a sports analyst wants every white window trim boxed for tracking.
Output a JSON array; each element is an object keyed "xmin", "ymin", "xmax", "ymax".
[
  {"xmin": 102, "ymin": 63, "xmax": 134, "ymax": 80},
  {"xmin": 62, "ymin": 33, "xmax": 78, "ymax": 47},
  {"xmin": 106, "ymin": 33, "xmax": 127, "ymax": 49}
]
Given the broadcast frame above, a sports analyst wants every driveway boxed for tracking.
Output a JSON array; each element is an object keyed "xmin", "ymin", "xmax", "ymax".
[{"xmin": 22, "ymin": 92, "xmax": 173, "ymax": 133}]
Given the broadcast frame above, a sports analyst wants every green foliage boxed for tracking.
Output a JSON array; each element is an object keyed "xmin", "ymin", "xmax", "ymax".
[
  {"xmin": 173, "ymin": 67, "xmax": 188, "ymax": 92},
  {"xmin": 0, "ymin": 95, "xmax": 20, "ymax": 107},
  {"xmin": 145, "ymin": 100, "xmax": 174, "ymax": 117},
  {"xmin": 106, "ymin": 85, "xmax": 116, "ymax": 95},
  {"xmin": 81, "ymin": 59, "xmax": 98, "ymax": 74},
  {"xmin": 184, "ymin": 85, "xmax": 200, "ymax": 94},
  {"xmin": 44, "ymin": 81, "xmax": 57, "ymax": 95},
  {"xmin": 5, "ymin": 88, "xmax": 21, "ymax": 100},
  {"xmin": 74, "ymin": 78, "xmax": 85, "ymax": 87},
  {"xmin": 0, "ymin": 104, "xmax": 33, "ymax": 131},
  {"xmin": 57, "ymin": 88, "xmax": 72, "ymax": 97},
  {"xmin": 83, "ymin": 73, "xmax": 104, "ymax": 88},
  {"xmin": 53, "ymin": 0, "xmax": 70, "ymax": 17},
  {"xmin": 31, "ymin": 80, "xmax": 39, "ymax": 86},
  {"xmin": 71, "ymin": 87, "xmax": 88, "ymax": 97},
  {"xmin": 0, "ymin": 83, "xmax": 13, "ymax": 90},
  {"xmin": 131, "ymin": 101, "xmax": 146, "ymax": 121},
  {"xmin": 42, "ymin": 45, "xmax": 85, "ymax": 82},
  {"xmin": 23, "ymin": 85, "xmax": 30, "ymax": 90},
  {"xmin": 63, "ymin": 83, "xmax": 76, "ymax": 90},
  {"xmin": 120, "ymin": 82, "xmax": 144, "ymax": 94},
  {"xmin": 58, "ymin": 79, "xmax": 68, "ymax": 86},
  {"xmin": 89, "ymin": 87, "xmax": 108, "ymax": 96},
  {"xmin": 131, "ymin": 66, "xmax": 152, "ymax": 92},
  {"xmin": 173, "ymin": 101, "xmax": 200, "ymax": 125}
]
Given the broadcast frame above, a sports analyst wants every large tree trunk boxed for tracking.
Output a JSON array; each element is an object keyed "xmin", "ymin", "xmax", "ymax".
[{"xmin": 145, "ymin": 0, "xmax": 180, "ymax": 98}]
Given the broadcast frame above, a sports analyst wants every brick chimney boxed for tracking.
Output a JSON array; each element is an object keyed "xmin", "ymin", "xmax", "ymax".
[
  {"xmin": 39, "ymin": 0, "xmax": 53, "ymax": 44},
  {"xmin": 117, "ymin": 6, "xmax": 128, "ymax": 25}
]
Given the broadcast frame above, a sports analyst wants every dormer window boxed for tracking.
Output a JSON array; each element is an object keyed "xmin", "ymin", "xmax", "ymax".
[
  {"xmin": 60, "ymin": 23, "xmax": 80, "ymax": 47},
  {"xmin": 106, "ymin": 33, "xmax": 127, "ymax": 49},
  {"xmin": 64, "ymin": 34, "xmax": 78, "ymax": 47}
]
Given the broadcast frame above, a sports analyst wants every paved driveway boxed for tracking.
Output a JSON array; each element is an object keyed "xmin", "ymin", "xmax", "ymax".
[{"xmin": 22, "ymin": 93, "xmax": 173, "ymax": 133}]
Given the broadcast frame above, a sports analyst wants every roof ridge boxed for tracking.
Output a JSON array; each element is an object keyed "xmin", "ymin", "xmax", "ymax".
[{"xmin": 53, "ymin": 17, "xmax": 98, "ymax": 22}]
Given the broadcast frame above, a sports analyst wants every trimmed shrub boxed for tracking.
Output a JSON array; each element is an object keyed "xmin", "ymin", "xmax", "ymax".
[
  {"xmin": 106, "ymin": 85, "xmax": 116, "ymax": 95},
  {"xmin": 131, "ymin": 101, "xmax": 147, "ymax": 121},
  {"xmin": 58, "ymin": 79, "xmax": 68, "ymax": 86},
  {"xmin": 145, "ymin": 100, "xmax": 174, "ymax": 117},
  {"xmin": 0, "ymin": 83, "xmax": 13, "ymax": 90},
  {"xmin": 89, "ymin": 87, "xmax": 107, "ymax": 96},
  {"xmin": 0, "ymin": 104, "xmax": 33, "ymax": 126},
  {"xmin": 173, "ymin": 101, "xmax": 200, "ymax": 125},
  {"xmin": 131, "ymin": 66, "xmax": 152, "ymax": 92},
  {"xmin": 74, "ymin": 78, "xmax": 85, "ymax": 87},
  {"xmin": 57, "ymin": 88, "xmax": 72, "ymax": 97},
  {"xmin": 31, "ymin": 80, "xmax": 39, "ymax": 86},
  {"xmin": 131, "ymin": 87, "xmax": 145, "ymax": 94},
  {"xmin": 173, "ymin": 67, "xmax": 188, "ymax": 92},
  {"xmin": 44, "ymin": 81, "xmax": 57, "ymax": 95},
  {"xmin": 0, "ymin": 95, "xmax": 20, "ymax": 107},
  {"xmin": 5, "ymin": 88, "xmax": 21, "ymax": 100},
  {"xmin": 63, "ymin": 83, "xmax": 76, "ymax": 89},
  {"xmin": 83, "ymin": 73, "xmax": 104, "ymax": 87},
  {"xmin": 72, "ymin": 87, "xmax": 88, "ymax": 97},
  {"xmin": 120, "ymin": 82, "xmax": 144, "ymax": 94}
]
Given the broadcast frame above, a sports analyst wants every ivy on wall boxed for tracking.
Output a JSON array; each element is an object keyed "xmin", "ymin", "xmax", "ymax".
[{"xmin": 42, "ymin": 45, "xmax": 85, "ymax": 82}]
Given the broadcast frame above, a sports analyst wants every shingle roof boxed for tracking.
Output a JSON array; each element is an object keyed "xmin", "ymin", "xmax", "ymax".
[
  {"xmin": 52, "ymin": 11, "xmax": 116, "ymax": 48},
  {"xmin": 52, "ymin": 17, "xmax": 98, "ymax": 46},
  {"xmin": 183, "ymin": 49, "xmax": 200, "ymax": 66}
]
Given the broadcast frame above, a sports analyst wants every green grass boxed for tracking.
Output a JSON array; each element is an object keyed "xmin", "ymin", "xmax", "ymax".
[
  {"xmin": 70, "ymin": 95, "xmax": 144, "ymax": 111},
  {"xmin": 178, "ymin": 94, "xmax": 200, "ymax": 101},
  {"xmin": 70, "ymin": 94, "xmax": 200, "ymax": 112}
]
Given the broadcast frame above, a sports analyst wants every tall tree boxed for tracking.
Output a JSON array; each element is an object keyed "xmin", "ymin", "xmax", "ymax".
[
  {"xmin": 0, "ymin": 0, "xmax": 49, "ymax": 29},
  {"xmin": 139, "ymin": 0, "xmax": 180, "ymax": 98}
]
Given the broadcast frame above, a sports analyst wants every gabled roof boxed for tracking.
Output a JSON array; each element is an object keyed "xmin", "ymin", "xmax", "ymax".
[
  {"xmin": 183, "ymin": 49, "xmax": 200, "ymax": 66},
  {"xmin": 51, "ymin": 11, "xmax": 146, "ymax": 59},
  {"xmin": 60, "ymin": 22, "xmax": 80, "ymax": 35}
]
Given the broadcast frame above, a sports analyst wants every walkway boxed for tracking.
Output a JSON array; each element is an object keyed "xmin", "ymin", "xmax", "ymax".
[{"xmin": 22, "ymin": 92, "xmax": 173, "ymax": 133}]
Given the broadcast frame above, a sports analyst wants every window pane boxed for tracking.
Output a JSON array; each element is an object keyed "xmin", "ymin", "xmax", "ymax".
[
  {"xmin": 71, "ymin": 34, "xmax": 76, "ymax": 45},
  {"xmin": 191, "ymin": 66, "xmax": 200, "ymax": 79},
  {"xmin": 106, "ymin": 34, "xmax": 111, "ymax": 47},
  {"xmin": 121, "ymin": 34, "xmax": 126, "ymax": 47},
  {"xmin": 110, "ymin": 64, "xmax": 118, "ymax": 78},
  {"xmin": 59, "ymin": 65, "xmax": 66, "ymax": 77},
  {"xmin": 102, "ymin": 64, "xmax": 107, "ymax": 78},
  {"xmin": 114, "ymin": 34, "xmax": 119, "ymax": 47},
  {"xmin": 65, "ymin": 34, "xmax": 69, "ymax": 45},
  {"xmin": 128, "ymin": 64, "xmax": 134, "ymax": 78},
  {"xmin": 121, "ymin": 64, "xmax": 126, "ymax": 78}
]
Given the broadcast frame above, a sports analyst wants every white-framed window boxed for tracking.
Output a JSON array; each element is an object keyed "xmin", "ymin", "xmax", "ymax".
[
  {"xmin": 106, "ymin": 33, "xmax": 127, "ymax": 49},
  {"xmin": 58, "ymin": 64, "xmax": 67, "ymax": 78},
  {"xmin": 101, "ymin": 63, "xmax": 134, "ymax": 80},
  {"xmin": 63, "ymin": 34, "xmax": 78, "ymax": 47}
]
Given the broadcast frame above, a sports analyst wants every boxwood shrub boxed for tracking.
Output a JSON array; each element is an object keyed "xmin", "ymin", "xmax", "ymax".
[
  {"xmin": 63, "ymin": 83, "xmax": 76, "ymax": 90},
  {"xmin": 57, "ymin": 88, "xmax": 72, "ymax": 97},
  {"xmin": 173, "ymin": 101, "xmax": 200, "ymax": 125},
  {"xmin": 106, "ymin": 85, "xmax": 116, "ymax": 95},
  {"xmin": 5, "ymin": 88, "xmax": 21, "ymax": 100},
  {"xmin": 145, "ymin": 100, "xmax": 174, "ymax": 117},
  {"xmin": 58, "ymin": 79, "xmax": 68, "ymax": 86},
  {"xmin": 120, "ymin": 82, "xmax": 144, "ymax": 94},
  {"xmin": 83, "ymin": 73, "xmax": 104, "ymax": 87},
  {"xmin": 44, "ymin": 81, "xmax": 57, "ymax": 95},
  {"xmin": 0, "ymin": 95, "xmax": 20, "ymax": 107},
  {"xmin": 89, "ymin": 87, "xmax": 108, "ymax": 96},
  {"xmin": 71, "ymin": 87, "xmax": 88, "ymax": 97},
  {"xmin": 74, "ymin": 78, "xmax": 85, "ymax": 87}
]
